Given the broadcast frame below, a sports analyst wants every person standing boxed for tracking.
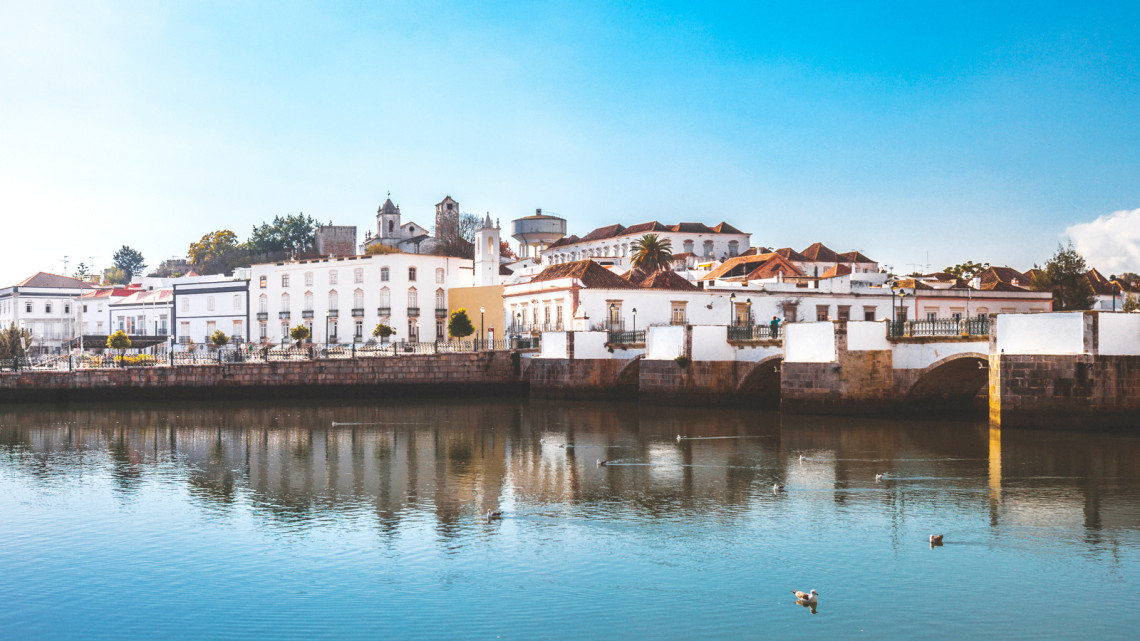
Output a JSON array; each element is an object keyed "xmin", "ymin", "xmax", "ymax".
[{"xmin": 769, "ymin": 315, "xmax": 781, "ymax": 338}]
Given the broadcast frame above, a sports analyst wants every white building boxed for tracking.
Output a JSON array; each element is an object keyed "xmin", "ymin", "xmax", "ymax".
[
  {"xmin": 541, "ymin": 221, "xmax": 751, "ymax": 269},
  {"xmin": 172, "ymin": 271, "xmax": 251, "ymax": 346},
  {"xmin": 248, "ymin": 252, "xmax": 474, "ymax": 345},
  {"xmin": 107, "ymin": 289, "xmax": 173, "ymax": 347},
  {"xmin": 0, "ymin": 272, "xmax": 92, "ymax": 355},
  {"xmin": 361, "ymin": 196, "xmax": 460, "ymax": 255},
  {"xmin": 76, "ymin": 286, "xmax": 140, "ymax": 337}
]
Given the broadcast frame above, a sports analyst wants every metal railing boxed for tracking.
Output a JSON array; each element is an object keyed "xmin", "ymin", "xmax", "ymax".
[
  {"xmin": 727, "ymin": 324, "xmax": 779, "ymax": 341},
  {"xmin": 435, "ymin": 307, "xmax": 448, "ymax": 318},
  {"xmin": 889, "ymin": 318, "xmax": 990, "ymax": 338},
  {"xmin": 378, "ymin": 306, "xmax": 391, "ymax": 316},
  {"xmin": 407, "ymin": 307, "xmax": 420, "ymax": 317},
  {"xmin": 352, "ymin": 308, "xmax": 365, "ymax": 317},
  {"xmin": 256, "ymin": 312, "xmax": 269, "ymax": 321},
  {"xmin": 328, "ymin": 309, "xmax": 339, "ymax": 317},
  {"xmin": 302, "ymin": 310, "xmax": 314, "ymax": 319},
  {"xmin": 279, "ymin": 311, "xmax": 291, "ymax": 319},
  {"xmin": 511, "ymin": 322, "xmax": 563, "ymax": 334},
  {"xmin": 607, "ymin": 329, "xmax": 646, "ymax": 345}
]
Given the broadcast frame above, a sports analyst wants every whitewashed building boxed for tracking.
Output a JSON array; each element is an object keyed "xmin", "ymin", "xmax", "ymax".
[
  {"xmin": 0, "ymin": 272, "xmax": 92, "ymax": 355},
  {"xmin": 248, "ymin": 252, "xmax": 473, "ymax": 345},
  {"xmin": 541, "ymin": 221, "xmax": 751, "ymax": 269},
  {"xmin": 172, "ymin": 271, "xmax": 251, "ymax": 346},
  {"xmin": 108, "ymin": 289, "xmax": 173, "ymax": 339}
]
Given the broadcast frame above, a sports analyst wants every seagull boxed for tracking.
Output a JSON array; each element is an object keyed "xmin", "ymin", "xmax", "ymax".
[
  {"xmin": 792, "ymin": 589, "xmax": 818, "ymax": 604},
  {"xmin": 597, "ymin": 459, "xmax": 607, "ymax": 467},
  {"xmin": 772, "ymin": 483, "xmax": 785, "ymax": 492},
  {"xmin": 676, "ymin": 434, "xmax": 683, "ymax": 442},
  {"xmin": 875, "ymin": 473, "xmax": 886, "ymax": 482},
  {"xmin": 930, "ymin": 534, "xmax": 944, "ymax": 545},
  {"xmin": 799, "ymin": 455, "xmax": 805, "ymax": 463},
  {"xmin": 485, "ymin": 510, "xmax": 502, "ymax": 521}
]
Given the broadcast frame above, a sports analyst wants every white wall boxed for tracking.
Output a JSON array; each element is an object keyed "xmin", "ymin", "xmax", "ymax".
[
  {"xmin": 691, "ymin": 325, "xmax": 733, "ymax": 361},
  {"xmin": 646, "ymin": 325, "xmax": 686, "ymax": 360},
  {"xmin": 996, "ymin": 312, "xmax": 1086, "ymax": 355},
  {"xmin": 847, "ymin": 320, "xmax": 890, "ymax": 351},
  {"xmin": 539, "ymin": 331, "xmax": 568, "ymax": 358},
  {"xmin": 784, "ymin": 321, "xmax": 836, "ymax": 363},
  {"xmin": 733, "ymin": 344, "xmax": 784, "ymax": 362},
  {"xmin": 891, "ymin": 341, "xmax": 988, "ymax": 369},
  {"xmin": 573, "ymin": 331, "xmax": 612, "ymax": 359},
  {"xmin": 1099, "ymin": 313, "xmax": 1140, "ymax": 356}
]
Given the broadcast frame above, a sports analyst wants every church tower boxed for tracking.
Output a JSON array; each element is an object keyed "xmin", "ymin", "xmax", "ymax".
[
  {"xmin": 377, "ymin": 198, "xmax": 401, "ymax": 244},
  {"xmin": 474, "ymin": 213, "xmax": 500, "ymax": 287},
  {"xmin": 435, "ymin": 196, "xmax": 460, "ymax": 240}
]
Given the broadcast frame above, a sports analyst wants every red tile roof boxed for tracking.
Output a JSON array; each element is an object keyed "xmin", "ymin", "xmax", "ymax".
[
  {"xmin": 529, "ymin": 260, "xmax": 636, "ymax": 289},
  {"xmin": 573, "ymin": 221, "xmax": 749, "ymax": 243},
  {"xmin": 580, "ymin": 224, "xmax": 627, "ymax": 242},
  {"xmin": 712, "ymin": 222, "xmax": 744, "ymax": 234},
  {"xmin": 821, "ymin": 264, "xmax": 852, "ymax": 278},
  {"xmin": 774, "ymin": 247, "xmax": 810, "ymax": 262},
  {"xmin": 800, "ymin": 243, "xmax": 841, "ymax": 263},
  {"xmin": 635, "ymin": 270, "xmax": 697, "ymax": 291},
  {"xmin": 701, "ymin": 254, "xmax": 804, "ymax": 281},
  {"xmin": 978, "ymin": 266, "xmax": 1029, "ymax": 287},
  {"xmin": 15, "ymin": 272, "xmax": 92, "ymax": 289},
  {"xmin": 836, "ymin": 250, "xmax": 876, "ymax": 264}
]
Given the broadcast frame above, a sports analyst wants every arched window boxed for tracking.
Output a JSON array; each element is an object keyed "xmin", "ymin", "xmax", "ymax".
[
  {"xmin": 280, "ymin": 293, "xmax": 290, "ymax": 310},
  {"xmin": 408, "ymin": 288, "xmax": 418, "ymax": 309},
  {"xmin": 388, "ymin": 220, "xmax": 394, "ymax": 233},
  {"xmin": 683, "ymin": 240, "xmax": 694, "ymax": 254},
  {"xmin": 728, "ymin": 240, "xmax": 739, "ymax": 257},
  {"xmin": 303, "ymin": 291, "xmax": 313, "ymax": 311},
  {"xmin": 702, "ymin": 240, "xmax": 714, "ymax": 257},
  {"xmin": 379, "ymin": 287, "xmax": 391, "ymax": 314},
  {"xmin": 353, "ymin": 288, "xmax": 364, "ymax": 310},
  {"xmin": 328, "ymin": 291, "xmax": 338, "ymax": 312},
  {"xmin": 435, "ymin": 289, "xmax": 445, "ymax": 310},
  {"xmin": 259, "ymin": 295, "xmax": 267, "ymax": 313}
]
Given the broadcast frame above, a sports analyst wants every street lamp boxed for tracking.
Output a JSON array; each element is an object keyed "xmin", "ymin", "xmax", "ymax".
[
  {"xmin": 480, "ymin": 306, "xmax": 485, "ymax": 350},
  {"xmin": 729, "ymin": 292, "xmax": 736, "ymax": 326},
  {"xmin": 609, "ymin": 302, "xmax": 616, "ymax": 331},
  {"xmin": 632, "ymin": 308, "xmax": 637, "ymax": 333},
  {"xmin": 325, "ymin": 312, "xmax": 330, "ymax": 348},
  {"xmin": 746, "ymin": 298, "xmax": 752, "ymax": 326},
  {"xmin": 890, "ymin": 282, "xmax": 898, "ymax": 325},
  {"xmin": 1111, "ymin": 275, "xmax": 1118, "ymax": 311}
]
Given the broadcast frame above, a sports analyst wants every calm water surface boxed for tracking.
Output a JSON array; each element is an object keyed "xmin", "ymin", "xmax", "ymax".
[{"xmin": 1, "ymin": 399, "xmax": 1138, "ymax": 640}]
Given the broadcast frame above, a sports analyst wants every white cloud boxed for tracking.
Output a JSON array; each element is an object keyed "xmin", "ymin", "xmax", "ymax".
[{"xmin": 1066, "ymin": 208, "xmax": 1140, "ymax": 275}]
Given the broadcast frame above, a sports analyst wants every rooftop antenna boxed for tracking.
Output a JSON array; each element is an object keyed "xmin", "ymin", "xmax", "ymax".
[{"xmin": 61, "ymin": 255, "xmax": 69, "ymax": 274}]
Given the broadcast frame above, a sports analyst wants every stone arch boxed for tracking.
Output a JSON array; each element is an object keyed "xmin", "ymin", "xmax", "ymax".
[
  {"xmin": 615, "ymin": 355, "xmax": 643, "ymax": 388},
  {"xmin": 904, "ymin": 352, "xmax": 989, "ymax": 411},
  {"xmin": 735, "ymin": 355, "xmax": 783, "ymax": 408}
]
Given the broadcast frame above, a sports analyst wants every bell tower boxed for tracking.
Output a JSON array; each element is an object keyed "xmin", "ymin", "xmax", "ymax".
[
  {"xmin": 377, "ymin": 197, "xmax": 401, "ymax": 243},
  {"xmin": 475, "ymin": 213, "xmax": 500, "ymax": 287}
]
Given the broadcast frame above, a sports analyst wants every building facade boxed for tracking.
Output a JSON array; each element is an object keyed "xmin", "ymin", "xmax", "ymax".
[
  {"xmin": 172, "ymin": 272, "xmax": 251, "ymax": 346},
  {"xmin": 541, "ymin": 221, "xmax": 751, "ymax": 269},
  {"xmin": 0, "ymin": 272, "xmax": 92, "ymax": 355}
]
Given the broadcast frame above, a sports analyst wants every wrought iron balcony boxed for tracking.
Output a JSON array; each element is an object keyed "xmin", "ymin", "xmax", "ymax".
[
  {"xmin": 352, "ymin": 308, "xmax": 365, "ymax": 317},
  {"xmin": 407, "ymin": 307, "xmax": 420, "ymax": 317},
  {"xmin": 302, "ymin": 310, "xmax": 314, "ymax": 319},
  {"xmin": 256, "ymin": 312, "xmax": 269, "ymax": 321},
  {"xmin": 608, "ymin": 329, "xmax": 645, "ymax": 345},
  {"xmin": 278, "ymin": 311, "xmax": 291, "ymax": 320},
  {"xmin": 328, "ymin": 309, "xmax": 339, "ymax": 317},
  {"xmin": 435, "ymin": 307, "xmax": 448, "ymax": 318},
  {"xmin": 377, "ymin": 306, "xmax": 391, "ymax": 317},
  {"xmin": 727, "ymin": 324, "xmax": 777, "ymax": 341},
  {"xmin": 888, "ymin": 318, "xmax": 990, "ymax": 338}
]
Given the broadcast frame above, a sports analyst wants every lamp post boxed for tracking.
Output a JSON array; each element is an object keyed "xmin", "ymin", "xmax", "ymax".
[
  {"xmin": 609, "ymin": 302, "xmax": 616, "ymax": 331},
  {"xmin": 1111, "ymin": 275, "xmax": 1118, "ymax": 311},
  {"xmin": 515, "ymin": 312, "xmax": 521, "ymax": 335},
  {"xmin": 746, "ymin": 298, "xmax": 752, "ymax": 326},
  {"xmin": 480, "ymin": 306, "xmax": 485, "ymax": 350},
  {"xmin": 325, "ymin": 312, "xmax": 330, "ymax": 350},
  {"xmin": 632, "ymin": 308, "xmax": 637, "ymax": 334},
  {"xmin": 729, "ymin": 292, "xmax": 736, "ymax": 326},
  {"xmin": 890, "ymin": 282, "xmax": 898, "ymax": 327}
]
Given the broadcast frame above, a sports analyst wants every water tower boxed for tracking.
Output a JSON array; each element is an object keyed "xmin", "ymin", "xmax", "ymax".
[{"xmin": 511, "ymin": 209, "xmax": 567, "ymax": 260}]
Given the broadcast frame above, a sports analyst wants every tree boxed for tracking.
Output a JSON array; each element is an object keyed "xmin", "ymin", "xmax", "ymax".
[
  {"xmin": 500, "ymin": 240, "xmax": 517, "ymax": 260},
  {"xmin": 365, "ymin": 243, "xmax": 399, "ymax": 256},
  {"xmin": 1032, "ymin": 243, "xmax": 1095, "ymax": 311},
  {"xmin": 631, "ymin": 234, "xmax": 674, "ymax": 273},
  {"xmin": 289, "ymin": 324, "xmax": 310, "ymax": 345},
  {"xmin": 103, "ymin": 266, "xmax": 128, "ymax": 285},
  {"xmin": 72, "ymin": 262, "xmax": 92, "ymax": 281},
  {"xmin": 188, "ymin": 230, "xmax": 242, "ymax": 274},
  {"xmin": 1124, "ymin": 293, "xmax": 1140, "ymax": 313},
  {"xmin": 431, "ymin": 213, "xmax": 481, "ymax": 259},
  {"xmin": 248, "ymin": 213, "xmax": 318, "ymax": 255},
  {"xmin": 0, "ymin": 324, "xmax": 33, "ymax": 359},
  {"xmin": 448, "ymin": 308, "xmax": 475, "ymax": 339},
  {"xmin": 112, "ymin": 246, "xmax": 147, "ymax": 279},
  {"xmin": 944, "ymin": 261, "xmax": 990, "ymax": 279},
  {"xmin": 107, "ymin": 330, "xmax": 131, "ymax": 366},
  {"xmin": 372, "ymin": 323, "xmax": 395, "ymax": 342},
  {"xmin": 210, "ymin": 330, "xmax": 230, "ymax": 347}
]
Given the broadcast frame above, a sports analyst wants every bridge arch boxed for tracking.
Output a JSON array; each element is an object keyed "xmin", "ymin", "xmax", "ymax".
[
  {"xmin": 903, "ymin": 352, "xmax": 989, "ymax": 412},
  {"xmin": 735, "ymin": 355, "xmax": 783, "ymax": 408},
  {"xmin": 615, "ymin": 355, "xmax": 643, "ymax": 388}
]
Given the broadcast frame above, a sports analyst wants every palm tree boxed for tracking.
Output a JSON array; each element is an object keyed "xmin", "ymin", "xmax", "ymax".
[{"xmin": 631, "ymin": 234, "xmax": 674, "ymax": 273}]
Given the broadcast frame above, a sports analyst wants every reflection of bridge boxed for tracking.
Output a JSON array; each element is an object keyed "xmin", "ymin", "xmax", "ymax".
[{"xmin": 529, "ymin": 311, "xmax": 1140, "ymax": 429}]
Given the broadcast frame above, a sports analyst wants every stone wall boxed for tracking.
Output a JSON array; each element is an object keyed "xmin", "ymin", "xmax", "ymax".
[
  {"xmin": 528, "ymin": 358, "xmax": 638, "ymax": 400},
  {"xmin": 0, "ymin": 352, "xmax": 524, "ymax": 404},
  {"xmin": 990, "ymin": 353, "xmax": 1140, "ymax": 429}
]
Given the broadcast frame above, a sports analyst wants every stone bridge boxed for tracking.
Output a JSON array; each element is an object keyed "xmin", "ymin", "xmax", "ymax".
[{"xmin": 528, "ymin": 312, "xmax": 1140, "ymax": 428}]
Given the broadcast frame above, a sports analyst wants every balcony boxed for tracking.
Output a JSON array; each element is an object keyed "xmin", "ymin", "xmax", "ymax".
[
  {"xmin": 302, "ymin": 310, "xmax": 314, "ymax": 319},
  {"xmin": 256, "ymin": 312, "xmax": 268, "ymax": 321},
  {"xmin": 328, "ymin": 309, "xmax": 339, "ymax": 317},
  {"xmin": 377, "ymin": 306, "xmax": 391, "ymax": 317},
  {"xmin": 352, "ymin": 308, "xmax": 365, "ymax": 318},
  {"xmin": 279, "ymin": 311, "xmax": 291, "ymax": 320},
  {"xmin": 607, "ymin": 329, "xmax": 645, "ymax": 345},
  {"xmin": 435, "ymin": 307, "xmax": 448, "ymax": 318},
  {"xmin": 407, "ymin": 307, "xmax": 420, "ymax": 317},
  {"xmin": 889, "ymin": 318, "xmax": 989, "ymax": 338},
  {"xmin": 727, "ymin": 324, "xmax": 776, "ymax": 341}
]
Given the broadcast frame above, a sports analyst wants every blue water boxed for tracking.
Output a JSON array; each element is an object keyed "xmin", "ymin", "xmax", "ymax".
[{"xmin": 1, "ymin": 401, "xmax": 1138, "ymax": 640}]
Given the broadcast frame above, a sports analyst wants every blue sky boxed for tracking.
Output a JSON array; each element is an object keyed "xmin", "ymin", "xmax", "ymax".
[{"xmin": 2, "ymin": 1, "xmax": 1139, "ymax": 285}]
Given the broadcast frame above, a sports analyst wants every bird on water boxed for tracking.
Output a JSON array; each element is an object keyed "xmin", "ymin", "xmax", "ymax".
[
  {"xmin": 486, "ymin": 510, "xmax": 502, "ymax": 521},
  {"xmin": 792, "ymin": 589, "xmax": 819, "ymax": 605},
  {"xmin": 597, "ymin": 459, "xmax": 607, "ymax": 467},
  {"xmin": 772, "ymin": 483, "xmax": 785, "ymax": 492},
  {"xmin": 930, "ymin": 534, "xmax": 944, "ymax": 546}
]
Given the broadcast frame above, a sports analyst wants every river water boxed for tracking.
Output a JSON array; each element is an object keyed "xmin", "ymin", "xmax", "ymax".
[{"xmin": 1, "ymin": 399, "xmax": 1138, "ymax": 640}]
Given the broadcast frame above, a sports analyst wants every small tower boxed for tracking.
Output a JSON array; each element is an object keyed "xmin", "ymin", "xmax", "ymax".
[
  {"xmin": 377, "ymin": 198, "xmax": 401, "ymax": 243},
  {"xmin": 475, "ymin": 213, "xmax": 500, "ymax": 287},
  {"xmin": 435, "ymin": 196, "xmax": 460, "ymax": 240}
]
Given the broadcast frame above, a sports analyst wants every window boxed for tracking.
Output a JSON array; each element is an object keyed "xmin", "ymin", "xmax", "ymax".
[
  {"xmin": 328, "ymin": 291, "xmax": 338, "ymax": 312},
  {"xmin": 683, "ymin": 240, "xmax": 694, "ymax": 254},
  {"xmin": 83, "ymin": 304, "xmax": 88, "ymax": 313},
  {"xmin": 259, "ymin": 323, "xmax": 267, "ymax": 339},
  {"xmin": 181, "ymin": 298, "xmax": 189, "ymax": 312},
  {"xmin": 435, "ymin": 289, "xmax": 445, "ymax": 310},
  {"xmin": 206, "ymin": 321, "xmax": 216, "ymax": 337},
  {"xmin": 355, "ymin": 319, "xmax": 363, "ymax": 339},
  {"xmin": 282, "ymin": 274, "xmax": 290, "ymax": 287},
  {"xmin": 435, "ymin": 268, "xmax": 444, "ymax": 284},
  {"xmin": 329, "ymin": 270, "xmax": 338, "ymax": 285},
  {"xmin": 380, "ymin": 287, "xmax": 391, "ymax": 311},
  {"xmin": 305, "ymin": 271, "xmax": 314, "ymax": 286},
  {"xmin": 407, "ymin": 319, "xmax": 418, "ymax": 341},
  {"xmin": 436, "ymin": 318, "xmax": 445, "ymax": 340},
  {"xmin": 703, "ymin": 240, "xmax": 714, "ymax": 258},
  {"xmin": 728, "ymin": 241, "xmax": 739, "ymax": 257},
  {"xmin": 25, "ymin": 302, "xmax": 31, "ymax": 313},
  {"xmin": 837, "ymin": 305, "xmax": 851, "ymax": 321},
  {"xmin": 556, "ymin": 306, "xmax": 563, "ymax": 327},
  {"xmin": 45, "ymin": 302, "xmax": 52, "ymax": 314},
  {"xmin": 925, "ymin": 308, "xmax": 938, "ymax": 321},
  {"xmin": 408, "ymin": 288, "xmax": 417, "ymax": 309},
  {"xmin": 259, "ymin": 295, "xmax": 267, "ymax": 313},
  {"xmin": 64, "ymin": 303, "xmax": 70, "ymax": 314},
  {"xmin": 408, "ymin": 267, "xmax": 417, "ymax": 281},
  {"xmin": 259, "ymin": 275, "xmax": 267, "ymax": 288},
  {"xmin": 354, "ymin": 268, "xmax": 363, "ymax": 284},
  {"xmin": 607, "ymin": 301, "xmax": 621, "ymax": 327},
  {"xmin": 232, "ymin": 320, "xmax": 243, "ymax": 340},
  {"xmin": 863, "ymin": 306, "xmax": 877, "ymax": 321},
  {"xmin": 282, "ymin": 323, "xmax": 290, "ymax": 338},
  {"xmin": 816, "ymin": 305, "xmax": 829, "ymax": 321},
  {"xmin": 353, "ymin": 289, "xmax": 364, "ymax": 310},
  {"xmin": 180, "ymin": 321, "xmax": 190, "ymax": 338},
  {"xmin": 381, "ymin": 267, "xmax": 390, "ymax": 282},
  {"xmin": 671, "ymin": 302, "xmax": 687, "ymax": 325},
  {"xmin": 207, "ymin": 296, "xmax": 215, "ymax": 311},
  {"xmin": 544, "ymin": 306, "xmax": 551, "ymax": 325},
  {"xmin": 281, "ymin": 293, "xmax": 290, "ymax": 311},
  {"xmin": 304, "ymin": 291, "xmax": 314, "ymax": 311}
]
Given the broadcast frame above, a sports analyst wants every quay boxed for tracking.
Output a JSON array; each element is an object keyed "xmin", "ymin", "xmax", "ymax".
[{"xmin": 2, "ymin": 311, "xmax": 1138, "ymax": 430}]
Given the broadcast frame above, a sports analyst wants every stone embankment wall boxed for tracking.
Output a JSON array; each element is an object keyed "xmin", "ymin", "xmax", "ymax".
[
  {"xmin": 528, "ymin": 358, "xmax": 638, "ymax": 400},
  {"xmin": 0, "ymin": 352, "xmax": 524, "ymax": 404}
]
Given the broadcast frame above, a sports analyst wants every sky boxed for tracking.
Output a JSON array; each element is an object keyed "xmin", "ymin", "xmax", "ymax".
[{"xmin": 2, "ymin": 0, "xmax": 1139, "ymax": 285}]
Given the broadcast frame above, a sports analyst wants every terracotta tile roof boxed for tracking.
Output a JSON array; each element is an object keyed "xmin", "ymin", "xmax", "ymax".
[
  {"xmin": 821, "ymin": 264, "xmax": 852, "ymax": 278},
  {"xmin": 499, "ymin": 264, "xmax": 514, "ymax": 276},
  {"xmin": 800, "ymin": 243, "xmax": 840, "ymax": 263},
  {"xmin": 530, "ymin": 260, "xmax": 636, "ymax": 289},
  {"xmin": 978, "ymin": 266, "xmax": 1029, "ymax": 287},
  {"xmin": 547, "ymin": 235, "xmax": 581, "ymax": 249},
  {"xmin": 636, "ymin": 270, "xmax": 698, "ymax": 290},
  {"xmin": 745, "ymin": 256, "xmax": 803, "ymax": 280},
  {"xmin": 893, "ymin": 278, "xmax": 936, "ymax": 290},
  {"xmin": 624, "ymin": 221, "xmax": 670, "ymax": 235},
  {"xmin": 580, "ymin": 224, "xmax": 626, "ymax": 242},
  {"xmin": 701, "ymin": 253, "xmax": 804, "ymax": 281},
  {"xmin": 667, "ymin": 222, "xmax": 713, "ymax": 234},
  {"xmin": 712, "ymin": 222, "xmax": 744, "ymax": 234},
  {"xmin": 977, "ymin": 280, "xmax": 1029, "ymax": 292},
  {"xmin": 14, "ymin": 272, "xmax": 92, "ymax": 289},
  {"xmin": 836, "ymin": 250, "xmax": 876, "ymax": 263},
  {"xmin": 774, "ymin": 247, "xmax": 810, "ymax": 262}
]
